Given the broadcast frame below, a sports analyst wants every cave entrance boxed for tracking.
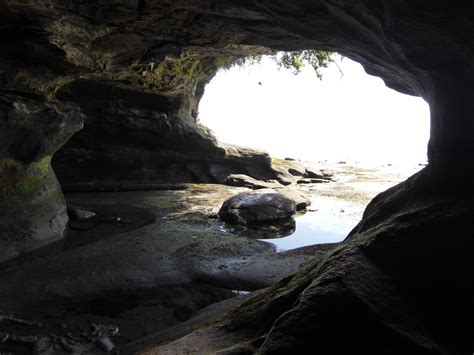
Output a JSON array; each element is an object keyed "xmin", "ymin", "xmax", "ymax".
[{"xmin": 198, "ymin": 54, "xmax": 430, "ymax": 250}]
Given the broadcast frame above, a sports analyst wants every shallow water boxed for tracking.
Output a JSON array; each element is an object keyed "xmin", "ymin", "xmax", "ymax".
[{"xmin": 259, "ymin": 197, "xmax": 362, "ymax": 252}]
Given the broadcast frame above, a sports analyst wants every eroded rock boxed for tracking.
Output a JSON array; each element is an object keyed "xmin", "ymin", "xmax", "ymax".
[
  {"xmin": 0, "ymin": 96, "xmax": 84, "ymax": 262},
  {"xmin": 223, "ymin": 174, "xmax": 272, "ymax": 190}
]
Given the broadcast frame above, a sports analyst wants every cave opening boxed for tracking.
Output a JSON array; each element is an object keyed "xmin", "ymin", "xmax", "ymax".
[
  {"xmin": 197, "ymin": 54, "xmax": 430, "ymax": 250},
  {"xmin": 200, "ymin": 54, "xmax": 430, "ymax": 168}
]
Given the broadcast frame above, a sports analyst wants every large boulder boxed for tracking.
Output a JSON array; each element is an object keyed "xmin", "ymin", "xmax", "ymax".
[
  {"xmin": 274, "ymin": 186, "xmax": 311, "ymax": 211},
  {"xmin": 219, "ymin": 189, "xmax": 297, "ymax": 225},
  {"xmin": 0, "ymin": 96, "xmax": 84, "ymax": 262}
]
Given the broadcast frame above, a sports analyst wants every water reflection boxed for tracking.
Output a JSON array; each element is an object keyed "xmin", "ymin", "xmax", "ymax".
[
  {"xmin": 260, "ymin": 197, "xmax": 361, "ymax": 252},
  {"xmin": 221, "ymin": 197, "xmax": 363, "ymax": 252},
  {"xmin": 222, "ymin": 219, "xmax": 296, "ymax": 239}
]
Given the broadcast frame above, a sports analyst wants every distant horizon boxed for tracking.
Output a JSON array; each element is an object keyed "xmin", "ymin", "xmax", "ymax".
[{"xmin": 199, "ymin": 55, "xmax": 430, "ymax": 168}]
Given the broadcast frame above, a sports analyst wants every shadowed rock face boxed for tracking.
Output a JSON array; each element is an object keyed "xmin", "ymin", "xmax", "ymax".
[
  {"xmin": 1, "ymin": 1, "xmax": 473, "ymax": 353},
  {"xmin": 2, "ymin": 2, "xmax": 473, "ymax": 178},
  {"xmin": 51, "ymin": 79, "xmax": 276, "ymax": 186},
  {"xmin": 0, "ymin": 96, "xmax": 83, "ymax": 262}
]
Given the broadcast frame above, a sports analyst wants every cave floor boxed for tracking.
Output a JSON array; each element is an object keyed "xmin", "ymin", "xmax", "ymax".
[{"xmin": 0, "ymin": 162, "xmax": 414, "ymax": 354}]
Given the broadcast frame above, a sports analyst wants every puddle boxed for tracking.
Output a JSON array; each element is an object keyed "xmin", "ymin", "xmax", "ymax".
[
  {"xmin": 221, "ymin": 220, "xmax": 295, "ymax": 239},
  {"xmin": 232, "ymin": 290, "xmax": 250, "ymax": 295},
  {"xmin": 259, "ymin": 197, "xmax": 362, "ymax": 252}
]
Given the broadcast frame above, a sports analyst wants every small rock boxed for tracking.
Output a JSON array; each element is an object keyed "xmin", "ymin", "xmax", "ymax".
[
  {"xmin": 288, "ymin": 168, "xmax": 305, "ymax": 177},
  {"xmin": 297, "ymin": 178, "xmax": 331, "ymax": 184},
  {"xmin": 224, "ymin": 174, "xmax": 270, "ymax": 190},
  {"xmin": 296, "ymin": 179, "xmax": 312, "ymax": 184},
  {"xmin": 304, "ymin": 168, "xmax": 326, "ymax": 179},
  {"xmin": 310, "ymin": 178, "xmax": 330, "ymax": 183},
  {"xmin": 275, "ymin": 176, "xmax": 293, "ymax": 186},
  {"xmin": 97, "ymin": 336, "xmax": 114, "ymax": 352},
  {"xmin": 67, "ymin": 208, "xmax": 97, "ymax": 222}
]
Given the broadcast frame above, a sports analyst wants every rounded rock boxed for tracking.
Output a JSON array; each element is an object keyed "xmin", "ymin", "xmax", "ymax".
[{"xmin": 218, "ymin": 190, "xmax": 297, "ymax": 225}]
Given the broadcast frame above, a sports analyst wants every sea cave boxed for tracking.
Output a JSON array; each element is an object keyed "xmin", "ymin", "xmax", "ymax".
[{"xmin": 0, "ymin": 2, "xmax": 473, "ymax": 354}]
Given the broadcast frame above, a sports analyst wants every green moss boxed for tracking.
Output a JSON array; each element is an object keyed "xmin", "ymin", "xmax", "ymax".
[
  {"xmin": 186, "ymin": 61, "xmax": 205, "ymax": 80},
  {"xmin": 30, "ymin": 156, "xmax": 52, "ymax": 174},
  {"xmin": 146, "ymin": 196, "xmax": 180, "ymax": 209},
  {"xmin": 224, "ymin": 42, "xmax": 239, "ymax": 50},
  {"xmin": 171, "ymin": 58, "xmax": 206, "ymax": 81},
  {"xmin": 214, "ymin": 56, "xmax": 237, "ymax": 71},
  {"xmin": 0, "ymin": 156, "xmax": 63, "ymax": 210},
  {"xmin": 0, "ymin": 156, "xmax": 52, "ymax": 193},
  {"xmin": 153, "ymin": 63, "xmax": 167, "ymax": 75}
]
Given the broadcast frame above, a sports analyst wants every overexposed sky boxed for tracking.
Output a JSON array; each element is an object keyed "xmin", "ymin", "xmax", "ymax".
[{"xmin": 198, "ymin": 55, "xmax": 430, "ymax": 166}]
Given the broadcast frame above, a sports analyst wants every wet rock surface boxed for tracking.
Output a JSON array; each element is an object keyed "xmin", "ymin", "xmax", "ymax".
[
  {"xmin": 0, "ymin": 180, "xmax": 336, "ymax": 354},
  {"xmin": 142, "ymin": 170, "xmax": 474, "ymax": 355}
]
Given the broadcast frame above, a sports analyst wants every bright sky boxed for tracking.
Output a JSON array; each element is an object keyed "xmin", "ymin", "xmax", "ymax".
[{"xmin": 198, "ymin": 55, "xmax": 430, "ymax": 167}]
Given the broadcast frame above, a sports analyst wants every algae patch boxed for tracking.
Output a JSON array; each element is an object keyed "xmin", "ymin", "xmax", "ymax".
[
  {"xmin": 146, "ymin": 195, "xmax": 181, "ymax": 209},
  {"xmin": 0, "ymin": 156, "xmax": 53, "ymax": 200}
]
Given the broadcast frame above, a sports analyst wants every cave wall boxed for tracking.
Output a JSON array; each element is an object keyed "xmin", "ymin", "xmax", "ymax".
[
  {"xmin": 2, "ymin": 1, "xmax": 473, "ymax": 178},
  {"xmin": 52, "ymin": 78, "xmax": 275, "ymax": 188}
]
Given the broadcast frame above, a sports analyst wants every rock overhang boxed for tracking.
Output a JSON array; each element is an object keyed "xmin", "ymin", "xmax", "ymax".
[{"xmin": 0, "ymin": 2, "xmax": 473, "ymax": 354}]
